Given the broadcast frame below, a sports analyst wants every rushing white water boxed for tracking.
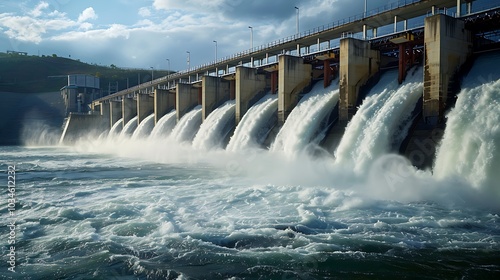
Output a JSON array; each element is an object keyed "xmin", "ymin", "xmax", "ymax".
[
  {"xmin": 150, "ymin": 110, "xmax": 177, "ymax": 139},
  {"xmin": 120, "ymin": 116, "xmax": 139, "ymax": 137},
  {"xmin": 108, "ymin": 118, "xmax": 123, "ymax": 137},
  {"xmin": 5, "ymin": 143, "xmax": 500, "ymax": 279},
  {"xmin": 169, "ymin": 106, "xmax": 202, "ymax": 143},
  {"xmin": 131, "ymin": 113, "xmax": 155, "ymax": 139},
  {"xmin": 434, "ymin": 53, "xmax": 500, "ymax": 198},
  {"xmin": 270, "ymin": 81, "xmax": 339, "ymax": 156},
  {"xmin": 226, "ymin": 94, "xmax": 278, "ymax": 152},
  {"xmin": 192, "ymin": 101, "xmax": 236, "ymax": 150},
  {"xmin": 23, "ymin": 120, "xmax": 61, "ymax": 146},
  {"xmin": 335, "ymin": 68, "xmax": 422, "ymax": 173},
  {"xmin": 12, "ymin": 54, "xmax": 500, "ymax": 279}
]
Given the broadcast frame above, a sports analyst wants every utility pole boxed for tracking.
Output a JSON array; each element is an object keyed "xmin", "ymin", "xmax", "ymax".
[
  {"xmin": 364, "ymin": 0, "xmax": 367, "ymax": 18},
  {"xmin": 186, "ymin": 51, "xmax": 191, "ymax": 83},
  {"xmin": 249, "ymin": 26, "xmax": 253, "ymax": 50},
  {"xmin": 213, "ymin": 40, "xmax": 218, "ymax": 62},
  {"xmin": 295, "ymin": 6, "xmax": 299, "ymax": 35}
]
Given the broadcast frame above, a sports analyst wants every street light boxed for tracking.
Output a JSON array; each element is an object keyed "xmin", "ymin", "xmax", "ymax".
[
  {"xmin": 364, "ymin": 0, "xmax": 367, "ymax": 18},
  {"xmin": 166, "ymin": 59, "xmax": 170, "ymax": 74},
  {"xmin": 186, "ymin": 51, "xmax": 190, "ymax": 71},
  {"xmin": 248, "ymin": 26, "xmax": 253, "ymax": 50},
  {"xmin": 295, "ymin": 6, "xmax": 299, "ymax": 35},
  {"xmin": 150, "ymin": 66, "xmax": 154, "ymax": 83},
  {"xmin": 213, "ymin": 40, "xmax": 218, "ymax": 62}
]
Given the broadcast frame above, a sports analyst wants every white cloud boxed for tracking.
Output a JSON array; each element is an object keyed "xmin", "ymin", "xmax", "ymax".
[
  {"xmin": 48, "ymin": 10, "xmax": 67, "ymax": 17},
  {"xmin": 30, "ymin": 1, "xmax": 49, "ymax": 17},
  {"xmin": 51, "ymin": 24, "xmax": 130, "ymax": 41},
  {"xmin": 0, "ymin": 5, "xmax": 100, "ymax": 44},
  {"xmin": 78, "ymin": 7, "xmax": 97, "ymax": 23},
  {"xmin": 0, "ymin": 0, "xmax": 394, "ymax": 70},
  {"xmin": 0, "ymin": 12, "xmax": 75, "ymax": 43},
  {"xmin": 138, "ymin": 7, "xmax": 151, "ymax": 17},
  {"xmin": 136, "ymin": 19, "xmax": 154, "ymax": 27},
  {"xmin": 2, "ymin": 15, "xmax": 44, "ymax": 43},
  {"xmin": 153, "ymin": 0, "xmax": 224, "ymax": 11},
  {"xmin": 79, "ymin": 22, "xmax": 93, "ymax": 31}
]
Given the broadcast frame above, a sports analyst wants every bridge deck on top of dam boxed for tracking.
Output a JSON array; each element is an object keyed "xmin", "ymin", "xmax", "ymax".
[{"xmin": 93, "ymin": 0, "xmax": 460, "ymax": 105}]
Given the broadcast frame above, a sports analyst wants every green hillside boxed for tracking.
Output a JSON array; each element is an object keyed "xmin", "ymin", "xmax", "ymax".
[{"xmin": 0, "ymin": 52, "xmax": 171, "ymax": 93}]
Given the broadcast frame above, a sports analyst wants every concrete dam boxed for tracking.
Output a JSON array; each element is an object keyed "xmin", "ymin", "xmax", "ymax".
[{"xmin": 61, "ymin": 0, "xmax": 500, "ymax": 170}]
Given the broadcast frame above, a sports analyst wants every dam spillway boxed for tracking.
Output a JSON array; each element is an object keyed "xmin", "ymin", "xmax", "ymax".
[
  {"xmin": 13, "ymin": 1, "xmax": 500, "ymax": 278},
  {"xmin": 60, "ymin": 0, "xmax": 500, "ymax": 172}
]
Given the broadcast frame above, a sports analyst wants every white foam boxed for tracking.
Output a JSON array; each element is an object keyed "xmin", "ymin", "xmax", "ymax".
[
  {"xmin": 170, "ymin": 106, "xmax": 202, "ymax": 143},
  {"xmin": 120, "ymin": 116, "xmax": 139, "ymax": 137},
  {"xmin": 109, "ymin": 118, "xmax": 123, "ymax": 137},
  {"xmin": 131, "ymin": 113, "xmax": 155, "ymax": 140},
  {"xmin": 434, "ymin": 55, "xmax": 500, "ymax": 200},
  {"xmin": 271, "ymin": 81, "xmax": 339, "ymax": 156},
  {"xmin": 227, "ymin": 94, "xmax": 278, "ymax": 152},
  {"xmin": 335, "ymin": 68, "xmax": 422, "ymax": 173},
  {"xmin": 192, "ymin": 101, "xmax": 235, "ymax": 150},
  {"xmin": 150, "ymin": 110, "xmax": 177, "ymax": 139}
]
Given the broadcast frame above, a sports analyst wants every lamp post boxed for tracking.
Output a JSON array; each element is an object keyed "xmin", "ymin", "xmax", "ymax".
[
  {"xmin": 364, "ymin": 0, "xmax": 367, "ymax": 18},
  {"xmin": 166, "ymin": 59, "xmax": 170, "ymax": 74},
  {"xmin": 213, "ymin": 40, "xmax": 218, "ymax": 62},
  {"xmin": 295, "ymin": 6, "xmax": 299, "ymax": 35},
  {"xmin": 248, "ymin": 26, "xmax": 253, "ymax": 50},
  {"xmin": 186, "ymin": 51, "xmax": 191, "ymax": 82},
  {"xmin": 150, "ymin": 66, "xmax": 154, "ymax": 83}
]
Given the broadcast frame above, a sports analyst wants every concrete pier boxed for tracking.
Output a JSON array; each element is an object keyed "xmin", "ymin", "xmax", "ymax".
[
  {"xmin": 278, "ymin": 55, "xmax": 312, "ymax": 124},
  {"xmin": 202, "ymin": 76, "xmax": 230, "ymax": 121},
  {"xmin": 154, "ymin": 89, "xmax": 175, "ymax": 124},
  {"xmin": 403, "ymin": 14, "xmax": 472, "ymax": 169},
  {"xmin": 423, "ymin": 14, "xmax": 472, "ymax": 125},
  {"xmin": 339, "ymin": 38, "xmax": 380, "ymax": 122},
  {"xmin": 235, "ymin": 66, "xmax": 267, "ymax": 124},
  {"xmin": 122, "ymin": 97, "xmax": 137, "ymax": 126},
  {"xmin": 324, "ymin": 59, "xmax": 333, "ymax": 88},
  {"xmin": 137, "ymin": 94, "xmax": 154, "ymax": 124},
  {"xmin": 176, "ymin": 83, "xmax": 199, "ymax": 121},
  {"xmin": 110, "ymin": 101, "xmax": 122, "ymax": 128},
  {"xmin": 270, "ymin": 71, "xmax": 278, "ymax": 94},
  {"xmin": 60, "ymin": 113, "xmax": 107, "ymax": 144},
  {"xmin": 100, "ymin": 102, "xmax": 110, "ymax": 128}
]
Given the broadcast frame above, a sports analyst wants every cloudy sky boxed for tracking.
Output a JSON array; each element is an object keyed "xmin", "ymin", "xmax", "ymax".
[{"xmin": 0, "ymin": 0, "xmax": 430, "ymax": 71}]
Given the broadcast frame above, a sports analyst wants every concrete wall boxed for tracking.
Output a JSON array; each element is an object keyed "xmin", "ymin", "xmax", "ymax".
[
  {"xmin": 278, "ymin": 55, "xmax": 312, "ymax": 124},
  {"xmin": 110, "ymin": 101, "xmax": 122, "ymax": 128},
  {"xmin": 235, "ymin": 66, "xmax": 267, "ymax": 124},
  {"xmin": 423, "ymin": 14, "xmax": 472, "ymax": 125},
  {"xmin": 403, "ymin": 14, "xmax": 472, "ymax": 169},
  {"xmin": 154, "ymin": 88, "xmax": 175, "ymax": 124},
  {"xmin": 137, "ymin": 94, "xmax": 154, "ymax": 124},
  {"xmin": 339, "ymin": 38, "xmax": 380, "ymax": 122},
  {"xmin": 202, "ymin": 76, "xmax": 231, "ymax": 121},
  {"xmin": 60, "ymin": 113, "xmax": 107, "ymax": 144},
  {"xmin": 122, "ymin": 97, "xmax": 137, "ymax": 126},
  {"xmin": 100, "ymin": 102, "xmax": 110, "ymax": 128},
  {"xmin": 176, "ymin": 83, "xmax": 199, "ymax": 121}
]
